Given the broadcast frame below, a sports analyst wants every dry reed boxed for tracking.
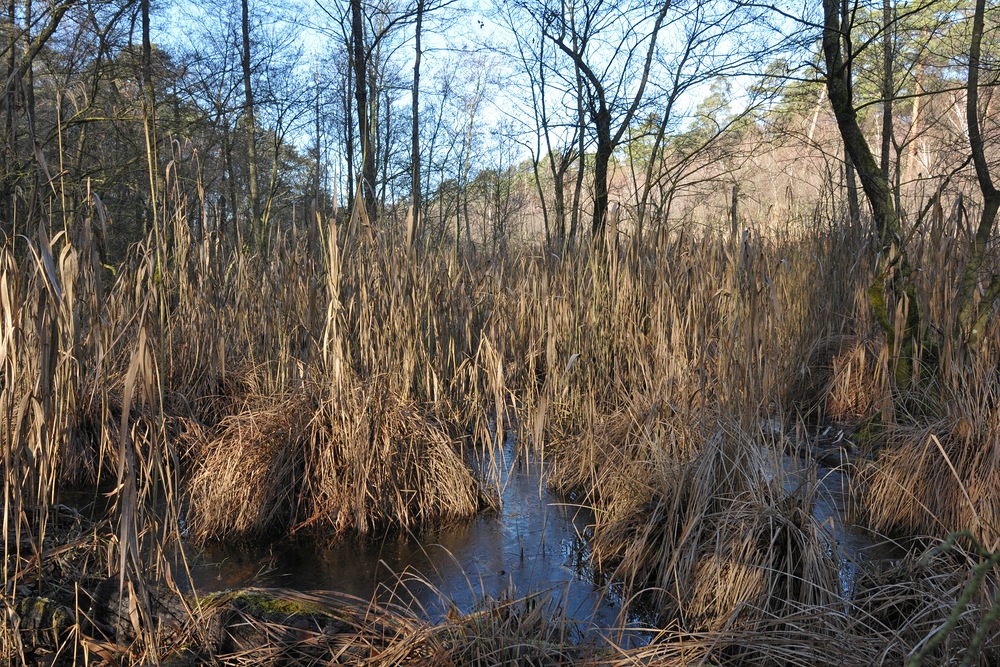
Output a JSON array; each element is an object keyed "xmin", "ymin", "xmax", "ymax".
[
  {"xmin": 186, "ymin": 380, "xmax": 487, "ymax": 542},
  {"xmin": 5, "ymin": 179, "xmax": 1000, "ymax": 665}
]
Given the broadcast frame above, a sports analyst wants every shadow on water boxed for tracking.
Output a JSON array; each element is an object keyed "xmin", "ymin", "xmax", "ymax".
[{"xmin": 772, "ymin": 427, "xmax": 907, "ymax": 599}]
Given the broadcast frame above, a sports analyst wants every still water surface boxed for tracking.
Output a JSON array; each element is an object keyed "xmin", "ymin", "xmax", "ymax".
[
  {"xmin": 189, "ymin": 438, "xmax": 633, "ymax": 637},
  {"xmin": 184, "ymin": 435, "xmax": 898, "ymax": 641}
]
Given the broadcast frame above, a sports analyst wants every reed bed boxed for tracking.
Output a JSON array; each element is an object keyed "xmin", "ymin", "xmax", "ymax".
[
  {"xmin": 790, "ymin": 333, "xmax": 889, "ymax": 423},
  {"xmin": 4, "ymin": 185, "xmax": 1000, "ymax": 664},
  {"xmin": 529, "ymin": 229, "xmax": 860, "ymax": 637},
  {"xmin": 547, "ymin": 404, "xmax": 846, "ymax": 643},
  {"xmin": 859, "ymin": 369, "xmax": 1000, "ymax": 550}
]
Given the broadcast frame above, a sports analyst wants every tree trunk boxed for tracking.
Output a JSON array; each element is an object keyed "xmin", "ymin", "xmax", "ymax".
[
  {"xmin": 547, "ymin": 0, "xmax": 669, "ymax": 247},
  {"xmin": 807, "ymin": 89, "xmax": 825, "ymax": 143},
  {"xmin": 141, "ymin": 0, "xmax": 160, "ymax": 249},
  {"xmin": 344, "ymin": 57, "xmax": 355, "ymax": 217},
  {"xmin": 314, "ymin": 57, "xmax": 323, "ymax": 218},
  {"xmin": 380, "ymin": 86, "xmax": 390, "ymax": 212},
  {"xmin": 23, "ymin": 0, "xmax": 33, "ymax": 134},
  {"xmin": 460, "ymin": 71, "xmax": 483, "ymax": 253},
  {"xmin": 591, "ymin": 109, "xmax": 612, "ymax": 243},
  {"xmin": 879, "ymin": 0, "xmax": 893, "ymax": 186},
  {"xmin": 637, "ymin": 91, "xmax": 677, "ymax": 238},
  {"xmin": 824, "ymin": 0, "xmax": 898, "ymax": 244},
  {"xmin": 845, "ymin": 149, "xmax": 861, "ymax": 230},
  {"xmin": 351, "ymin": 0, "xmax": 377, "ymax": 226},
  {"xmin": 2, "ymin": 0, "xmax": 17, "ymax": 225},
  {"xmin": 903, "ymin": 56, "xmax": 924, "ymax": 186},
  {"xmin": 823, "ymin": 0, "xmax": 920, "ymax": 386},
  {"xmin": 222, "ymin": 122, "xmax": 238, "ymax": 243},
  {"xmin": 407, "ymin": 0, "xmax": 423, "ymax": 249},
  {"xmin": 241, "ymin": 0, "xmax": 261, "ymax": 249},
  {"xmin": 730, "ymin": 184, "xmax": 739, "ymax": 238},
  {"xmin": 538, "ymin": 44, "xmax": 567, "ymax": 248},
  {"xmin": 955, "ymin": 0, "xmax": 1000, "ymax": 346},
  {"xmin": 569, "ymin": 59, "xmax": 585, "ymax": 249}
]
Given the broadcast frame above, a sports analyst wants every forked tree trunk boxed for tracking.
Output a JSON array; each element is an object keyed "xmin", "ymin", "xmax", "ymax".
[{"xmin": 822, "ymin": 0, "xmax": 921, "ymax": 385}]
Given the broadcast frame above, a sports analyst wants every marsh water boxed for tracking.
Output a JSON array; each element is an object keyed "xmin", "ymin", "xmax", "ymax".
[
  {"xmin": 187, "ymin": 435, "xmax": 634, "ymax": 637},
  {"xmin": 182, "ymin": 435, "xmax": 899, "ymax": 640},
  {"xmin": 56, "ymin": 428, "xmax": 899, "ymax": 642}
]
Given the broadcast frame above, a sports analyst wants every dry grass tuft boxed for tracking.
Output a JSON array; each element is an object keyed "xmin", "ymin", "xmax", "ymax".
[
  {"xmin": 624, "ymin": 606, "xmax": 881, "ymax": 667},
  {"xmin": 187, "ymin": 583, "xmax": 594, "ymax": 667},
  {"xmin": 186, "ymin": 379, "xmax": 487, "ymax": 543},
  {"xmin": 438, "ymin": 586, "xmax": 583, "ymax": 666},
  {"xmin": 857, "ymin": 355, "xmax": 1000, "ymax": 548},
  {"xmin": 585, "ymin": 426, "xmax": 841, "ymax": 633},
  {"xmin": 547, "ymin": 396, "xmax": 698, "ymax": 509},
  {"xmin": 791, "ymin": 334, "xmax": 889, "ymax": 423},
  {"xmin": 850, "ymin": 540, "xmax": 1000, "ymax": 665},
  {"xmin": 861, "ymin": 418, "xmax": 1000, "ymax": 550},
  {"xmin": 548, "ymin": 396, "xmax": 845, "ymax": 641},
  {"xmin": 186, "ymin": 392, "xmax": 314, "ymax": 541}
]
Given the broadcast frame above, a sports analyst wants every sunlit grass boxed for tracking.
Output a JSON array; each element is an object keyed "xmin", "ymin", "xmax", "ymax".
[{"xmin": 3, "ymin": 193, "xmax": 1000, "ymax": 664}]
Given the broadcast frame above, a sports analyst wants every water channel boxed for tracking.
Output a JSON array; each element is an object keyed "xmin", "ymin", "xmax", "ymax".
[{"xmin": 182, "ymin": 433, "xmax": 901, "ymax": 645}]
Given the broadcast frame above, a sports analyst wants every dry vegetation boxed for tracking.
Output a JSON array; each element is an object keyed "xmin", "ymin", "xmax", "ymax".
[{"xmin": 3, "ymin": 189, "xmax": 1000, "ymax": 665}]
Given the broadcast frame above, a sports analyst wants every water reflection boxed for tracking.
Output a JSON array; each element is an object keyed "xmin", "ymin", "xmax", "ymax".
[
  {"xmin": 188, "ymin": 438, "xmax": 632, "ymax": 637},
  {"xmin": 183, "ymin": 436, "xmax": 902, "ymax": 645}
]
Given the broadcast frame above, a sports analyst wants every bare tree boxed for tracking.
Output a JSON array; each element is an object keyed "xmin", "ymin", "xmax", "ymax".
[
  {"xmin": 955, "ymin": 0, "xmax": 1000, "ymax": 345},
  {"xmin": 242, "ymin": 0, "xmax": 262, "ymax": 247},
  {"xmin": 524, "ymin": 0, "xmax": 671, "ymax": 243},
  {"xmin": 822, "ymin": 0, "xmax": 923, "ymax": 382},
  {"xmin": 406, "ymin": 0, "xmax": 424, "ymax": 248},
  {"xmin": 349, "ymin": 0, "xmax": 376, "ymax": 225},
  {"xmin": 0, "ymin": 0, "xmax": 77, "ymax": 228}
]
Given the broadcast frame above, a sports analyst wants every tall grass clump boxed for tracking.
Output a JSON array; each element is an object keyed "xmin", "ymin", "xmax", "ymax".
[
  {"xmin": 525, "ymin": 230, "xmax": 867, "ymax": 632},
  {"xmin": 185, "ymin": 378, "xmax": 488, "ymax": 542},
  {"xmin": 1, "ymin": 185, "xmax": 506, "ymax": 660},
  {"xmin": 790, "ymin": 333, "xmax": 889, "ymax": 424},
  {"xmin": 2, "ymin": 208, "xmax": 190, "ymax": 664},
  {"xmin": 859, "ymin": 353, "xmax": 1000, "ymax": 549},
  {"xmin": 595, "ymin": 429, "xmax": 841, "ymax": 624}
]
